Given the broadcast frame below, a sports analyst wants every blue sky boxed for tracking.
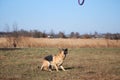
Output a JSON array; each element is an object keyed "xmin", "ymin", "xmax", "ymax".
[{"xmin": 0, "ymin": 0, "xmax": 120, "ymax": 34}]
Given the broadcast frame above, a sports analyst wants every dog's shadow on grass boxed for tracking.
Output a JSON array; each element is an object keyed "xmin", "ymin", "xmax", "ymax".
[
  {"xmin": 64, "ymin": 67, "xmax": 75, "ymax": 70},
  {"xmin": 64, "ymin": 66, "xmax": 84, "ymax": 71},
  {"xmin": 38, "ymin": 66, "xmax": 84, "ymax": 71}
]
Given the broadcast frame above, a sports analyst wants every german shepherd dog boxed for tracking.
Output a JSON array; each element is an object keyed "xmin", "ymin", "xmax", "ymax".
[{"xmin": 41, "ymin": 48, "xmax": 68, "ymax": 71}]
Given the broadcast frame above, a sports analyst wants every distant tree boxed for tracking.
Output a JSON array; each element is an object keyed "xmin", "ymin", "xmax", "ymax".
[
  {"xmin": 42, "ymin": 31, "xmax": 47, "ymax": 38},
  {"xmin": 82, "ymin": 34, "xmax": 91, "ymax": 39},
  {"xmin": 94, "ymin": 32, "xmax": 98, "ymax": 38},
  {"xmin": 70, "ymin": 32, "xmax": 79, "ymax": 38},
  {"xmin": 105, "ymin": 33, "xmax": 120, "ymax": 40},
  {"xmin": 75, "ymin": 32, "xmax": 80, "ymax": 38},
  {"xmin": 5, "ymin": 23, "xmax": 21, "ymax": 48},
  {"xmin": 70, "ymin": 32, "xmax": 75, "ymax": 38},
  {"xmin": 105, "ymin": 33, "xmax": 112, "ymax": 39},
  {"xmin": 32, "ymin": 30, "xmax": 40, "ymax": 38},
  {"xmin": 19, "ymin": 29, "xmax": 30, "ymax": 37},
  {"xmin": 58, "ymin": 31, "xmax": 66, "ymax": 38},
  {"xmin": 49, "ymin": 30, "xmax": 55, "ymax": 38}
]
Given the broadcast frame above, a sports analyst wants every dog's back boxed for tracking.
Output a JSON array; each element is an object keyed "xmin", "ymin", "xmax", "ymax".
[{"xmin": 44, "ymin": 55, "xmax": 53, "ymax": 62}]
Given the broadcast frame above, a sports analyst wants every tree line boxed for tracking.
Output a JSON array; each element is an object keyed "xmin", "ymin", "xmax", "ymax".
[{"xmin": 0, "ymin": 29, "xmax": 120, "ymax": 40}]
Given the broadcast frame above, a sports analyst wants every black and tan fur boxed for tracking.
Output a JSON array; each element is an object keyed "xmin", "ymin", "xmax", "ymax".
[{"xmin": 41, "ymin": 48, "xmax": 68, "ymax": 71}]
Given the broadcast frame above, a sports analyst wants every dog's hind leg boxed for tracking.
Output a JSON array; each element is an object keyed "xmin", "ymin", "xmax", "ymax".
[
  {"xmin": 53, "ymin": 64, "xmax": 59, "ymax": 71},
  {"xmin": 48, "ymin": 65, "xmax": 53, "ymax": 72},
  {"xmin": 41, "ymin": 60, "xmax": 50, "ymax": 71}
]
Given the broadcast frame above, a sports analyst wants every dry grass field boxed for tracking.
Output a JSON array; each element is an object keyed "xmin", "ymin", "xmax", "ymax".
[
  {"xmin": 0, "ymin": 37, "xmax": 120, "ymax": 48},
  {"xmin": 0, "ymin": 38, "xmax": 120, "ymax": 80},
  {"xmin": 0, "ymin": 48, "xmax": 120, "ymax": 80}
]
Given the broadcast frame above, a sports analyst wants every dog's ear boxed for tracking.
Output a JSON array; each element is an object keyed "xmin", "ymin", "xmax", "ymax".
[
  {"xmin": 64, "ymin": 48, "xmax": 68, "ymax": 51},
  {"xmin": 64, "ymin": 48, "xmax": 68, "ymax": 54},
  {"xmin": 58, "ymin": 48, "xmax": 63, "ymax": 52},
  {"xmin": 59, "ymin": 48, "xmax": 68, "ymax": 52}
]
